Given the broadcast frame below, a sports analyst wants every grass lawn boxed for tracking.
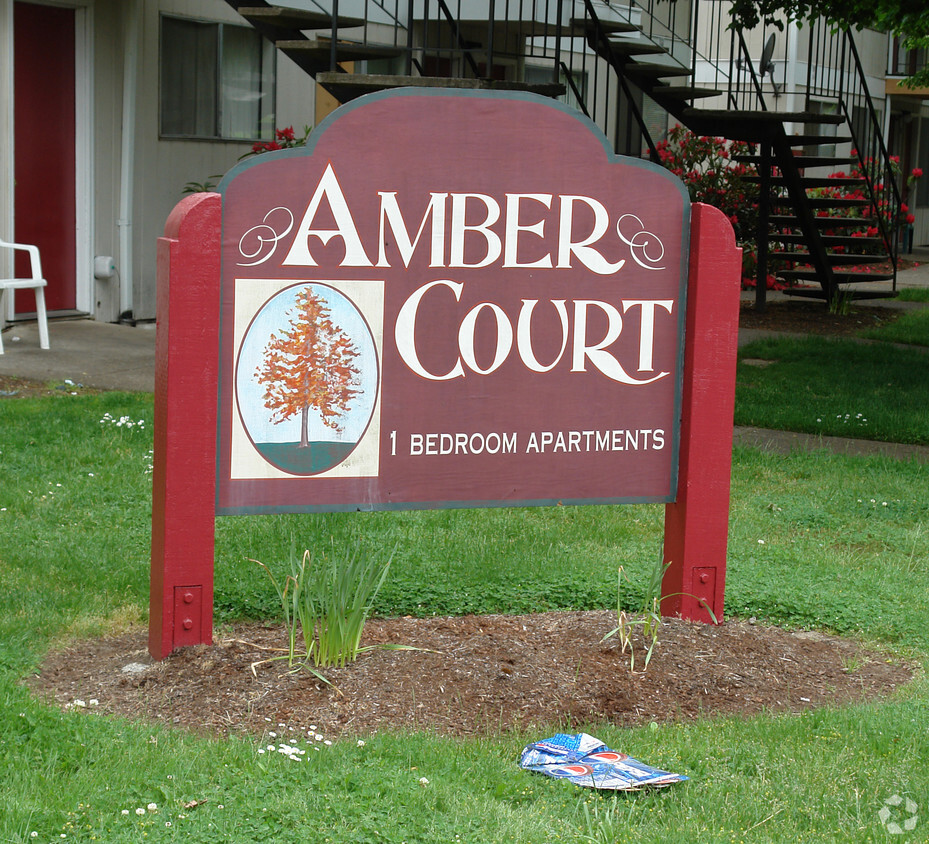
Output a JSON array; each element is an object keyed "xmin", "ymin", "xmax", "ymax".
[
  {"xmin": 858, "ymin": 307, "xmax": 929, "ymax": 347},
  {"xmin": 735, "ymin": 336, "xmax": 929, "ymax": 444},
  {"xmin": 895, "ymin": 288, "xmax": 929, "ymax": 303},
  {"xmin": 2, "ymin": 321, "xmax": 929, "ymax": 841}
]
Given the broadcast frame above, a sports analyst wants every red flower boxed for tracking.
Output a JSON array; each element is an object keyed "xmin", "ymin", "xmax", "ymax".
[
  {"xmin": 276, "ymin": 126, "xmax": 296, "ymax": 142},
  {"xmin": 912, "ymin": 168, "xmax": 923, "ymax": 178},
  {"xmin": 907, "ymin": 213, "xmax": 916, "ymax": 224}
]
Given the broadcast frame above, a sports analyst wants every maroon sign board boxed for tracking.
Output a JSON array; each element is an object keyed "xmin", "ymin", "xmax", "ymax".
[
  {"xmin": 218, "ymin": 90, "xmax": 688, "ymax": 513},
  {"xmin": 150, "ymin": 90, "xmax": 742, "ymax": 658}
]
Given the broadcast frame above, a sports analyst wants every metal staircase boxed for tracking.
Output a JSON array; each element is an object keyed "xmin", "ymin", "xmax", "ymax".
[{"xmin": 223, "ymin": 0, "xmax": 902, "ymax": 307}]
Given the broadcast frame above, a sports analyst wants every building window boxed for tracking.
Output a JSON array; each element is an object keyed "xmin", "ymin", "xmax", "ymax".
[{"xmin": 160, "ymin": 15, "xmax": 275, "ymax": 140}]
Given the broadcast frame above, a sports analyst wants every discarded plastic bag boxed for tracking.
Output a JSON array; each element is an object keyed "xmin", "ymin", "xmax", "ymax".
[{"xmin": 519, "ymin": 732, "xmax": 687, "ymax": 791}]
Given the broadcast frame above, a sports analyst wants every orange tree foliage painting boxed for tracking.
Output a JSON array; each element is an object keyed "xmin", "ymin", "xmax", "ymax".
[{"xmin": 255, "ymin": 286, "xmax": 362, "ymax": 453}]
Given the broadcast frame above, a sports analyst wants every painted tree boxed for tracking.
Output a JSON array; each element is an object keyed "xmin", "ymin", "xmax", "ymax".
[{"xmin": 256, "ymin": 287, "xmax": 361, "ymax": 451}]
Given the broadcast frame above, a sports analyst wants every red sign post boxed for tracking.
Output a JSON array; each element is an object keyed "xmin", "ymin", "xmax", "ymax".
[{"xmin": 149, "ymin": 91, "xmax": 740, "ymax": 659}]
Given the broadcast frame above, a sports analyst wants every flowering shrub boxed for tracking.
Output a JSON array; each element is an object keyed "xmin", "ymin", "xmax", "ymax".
[
  {"xmin": 182, "ymin": 126, "xmax": 312, "ymax": 193},
  {"xmin": 656, "ymin": 125, "xmax": 761, "ymax": 285},
  {"xmin": 247, "ymin": 124, "xmax": 311, "ymax": 156},
  {"xmin": 809, "ymin": 153, "xmax": 922, "ymax": 255}
]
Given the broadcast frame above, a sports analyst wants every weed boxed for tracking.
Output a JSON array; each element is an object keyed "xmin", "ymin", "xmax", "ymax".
[
  {"xmin": 828, "ymin": 289, "xmax": 853, "ymax": 315},
  {"xmin": 602, "ymin": 555, "xmax": 717, "ymax": 672}
]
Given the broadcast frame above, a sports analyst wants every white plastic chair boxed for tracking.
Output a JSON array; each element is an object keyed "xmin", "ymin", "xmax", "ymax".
[{"xmin": 0, "ymin": 238, "xmax": 50, "ymax": 353}]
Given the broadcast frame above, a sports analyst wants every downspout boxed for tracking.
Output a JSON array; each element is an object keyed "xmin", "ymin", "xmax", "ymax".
[
  {"xmin": 1, "ymin": 0, "xmax": 14, "ymax": 325},
  {"xmin": 882, "ymin": 33, "xmax": 893, "ymax": 148},
  {"xmin": 117, "ymin": 0, "xmax": 142, "ymax": 319}
]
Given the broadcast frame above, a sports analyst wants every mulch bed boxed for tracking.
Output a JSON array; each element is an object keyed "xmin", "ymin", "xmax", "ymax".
[{"xmin": 28, "ymin": 613, "xmax": 914, "ymax": 740}]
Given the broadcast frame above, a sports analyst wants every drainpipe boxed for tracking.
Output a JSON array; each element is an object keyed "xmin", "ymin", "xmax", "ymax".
[
  {"xmin": 117, "ymin": 0, "xmax": 142, "ymax": 319},
  {"xmin": 1, "ymin": 0, "xmax": 14, "ymax": 325}
]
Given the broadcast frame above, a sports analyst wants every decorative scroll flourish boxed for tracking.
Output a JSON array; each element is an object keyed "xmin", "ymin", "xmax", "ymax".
[
  {"xmin": 237, "ymin": 207, "xmax": 295, "ymax": 267},
  {"xmin": 616, "ymin": 214, "xmax": 665, "ymax": 271}
]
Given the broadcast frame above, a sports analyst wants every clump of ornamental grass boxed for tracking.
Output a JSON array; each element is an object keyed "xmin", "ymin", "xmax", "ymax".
[{"xmin": 252, "ymin": 545, "xmax": 414, "ymax": 686}]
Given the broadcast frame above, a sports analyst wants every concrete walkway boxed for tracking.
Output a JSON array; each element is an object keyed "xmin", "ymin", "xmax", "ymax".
[{"xmin": 0, "ymin": 318, "xmax": 157, "ymax": 392}]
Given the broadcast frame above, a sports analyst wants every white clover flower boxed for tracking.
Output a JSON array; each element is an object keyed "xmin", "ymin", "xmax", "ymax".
[
  {"xmin": 419, "ymin": 777, "xmax": 430, "ymax": 786},
  {"xmin": 30, "ymin": 833, "xmax": 38, "ymax": 839},
  {"xmin": 147, "ymin": 803, "xmax": 158, "ymax": 811},
  {"xmin": 135, "ymin": 807, "xmax": 145, "ymax": 815},
  {"xmin": 357, "ymin": 740, "xmax": 366, "ymax": 747},
  {"xmin": 121, "ymin": 810, "xmax": 130, "ymax": 816},
  {"xmin": 324, "ymin": 740, "xmax": 332, "ymax": 746}
]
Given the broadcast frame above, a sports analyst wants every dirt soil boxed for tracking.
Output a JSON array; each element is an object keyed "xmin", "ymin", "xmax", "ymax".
[
  {"xmin": 29, "ymin": 614, "xmax": 913, "ymax": 740},
  {"xmin": 737, "ymin": 300, "xmax": 902, "ymax": 336},
  {"xmin": 14, "ymin": 303, "xmax": 917, "ymax": 739}
]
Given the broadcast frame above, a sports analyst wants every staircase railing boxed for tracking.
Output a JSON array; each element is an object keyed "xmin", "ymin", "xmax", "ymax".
[{"xmin": 803, "ymin": 23, "xmax": 901, "ymax": 285}]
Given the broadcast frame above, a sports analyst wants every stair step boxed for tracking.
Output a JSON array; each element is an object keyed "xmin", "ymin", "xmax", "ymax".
[
  {"xmin": 771, "ymin": 252, "xmax": 889, "ymax": 265},
  {"xmin": 653, "ymin": 86, "xmax": 722, "ymax": 100},
  {"xmin": 685, "ymin": 109, "xmax": 845, "ymax": 125},
  {"xmin": 238, "ymin": 6, "xmax": 363, "ymax": 31},
  {"xmin": 735, "ymin": 154, "xmax": 856, "ymax": 169},
  {"xmin": 782, "ymin": 286, "xmax": 897, "ymax": 300},
  {"xmin": 316, "ymin": 72, "xmax": 565, "ymax": 104},
  {"xmin": 742, "ymin": 175, "xmax": 866, "ymax": 188},
  {"xmin": 793, "ymin": 157, "xmax": 858, "ymax": 169},
  {"xmin": 771, "ymin": 233, "xmax": 885, "ymax": 249},
  {"xmin": 623, "ymin": 62, "xmax": 693, "ymax": 79},
  {"xmin": 770, "ymin": 215, "xmax": 877, "ymax": 228},
  {"xmin": 571, "ymin": 18, "xmax": 639, "ymax": 35},
  {"xmin": 603, "ymin": 41, "xmax": 669, "ymax": 58},
  {"xmin": 785, "ymin": 134, "xmax": 854, "ymax": 147},
  {"xmin": 775, "ymin": 197, "xmax": 872, "ymax": 209},
  {"xmin": 277, "ymin": 38, "xmax": 403, "ymax": 75},
  {"xmin": 780, "ymin": 269, "xmax": 895, "ymax": 282}
]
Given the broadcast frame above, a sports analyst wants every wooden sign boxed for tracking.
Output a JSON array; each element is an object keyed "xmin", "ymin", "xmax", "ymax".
[
  {"xmin": 217, "ymin": 90, "xmax": 689, "ymax": 513},
  {"xmin": 149, "ymin": 90, "xmax": 741, "ymax": 658}
]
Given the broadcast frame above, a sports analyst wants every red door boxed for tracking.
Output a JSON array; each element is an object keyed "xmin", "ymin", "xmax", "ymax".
[{"xmin": 13, "ymin": 2, "xmax": 77, "ymax": 313}]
